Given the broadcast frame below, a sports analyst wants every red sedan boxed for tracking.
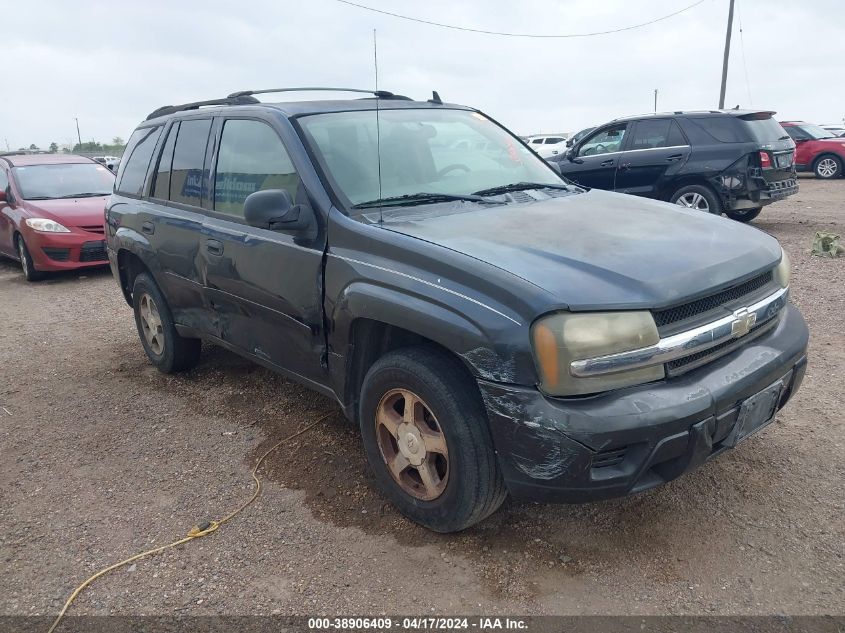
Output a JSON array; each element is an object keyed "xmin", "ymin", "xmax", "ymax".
[
  {"xmin": 780, "ymin": 121, "xmax": 845, "ymax": 179},
  {"xmin": 0, "ymin": 153, "xmax": 114, "ymax": 281}
]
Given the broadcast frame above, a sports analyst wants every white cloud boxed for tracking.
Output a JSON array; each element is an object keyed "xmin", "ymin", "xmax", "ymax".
[{"xmin": 2, "ymin": 0, "xmax": 843, "ymax": 149}]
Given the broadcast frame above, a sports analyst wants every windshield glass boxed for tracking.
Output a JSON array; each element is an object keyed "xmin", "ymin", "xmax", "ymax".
[
  {"xmin": 298, "ymin": 108, "xmax": 562, "ymax": 211},
  {"xmin": 13, "ymin": 163, "xmax": 115, "ymax": 200},
  {"xmin": 798, "ymin": 123, "xmax": 836, "ymax": 140}
]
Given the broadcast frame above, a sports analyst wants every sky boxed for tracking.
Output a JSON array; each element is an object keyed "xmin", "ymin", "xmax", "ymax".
[{"xmin": 2, "ymin": 0, "xmax": 844, "ymax": 150}]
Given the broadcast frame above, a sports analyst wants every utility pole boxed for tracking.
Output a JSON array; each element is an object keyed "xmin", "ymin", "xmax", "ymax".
[
  {"xmin": 654, "ymin": 89, "xmax": 658, "ymax": 113},
  {"xmin": 74, "ymin": 118, "xmax": 82, "ymax": 147},
  {"xmin": 718, "ymin": 0, "xmax": 736, "ymax": 109}
]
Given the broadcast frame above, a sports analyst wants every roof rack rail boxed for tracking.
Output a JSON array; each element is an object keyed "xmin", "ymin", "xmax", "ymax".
[
  {"xmin": 145, "ymin": 95, "xmax": 261, "ymax": 121},
  {"xmin": 226, "ymin": 87, "xmax": 411, "ymax": 100}
]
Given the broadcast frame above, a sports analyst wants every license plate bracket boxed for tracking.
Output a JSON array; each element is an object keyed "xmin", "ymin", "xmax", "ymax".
[{"xmin": 726, "ymin": 379, "xmax": 786, "ymax": 447}]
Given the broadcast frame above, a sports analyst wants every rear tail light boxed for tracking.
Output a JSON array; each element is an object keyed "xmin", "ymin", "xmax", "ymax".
[{"xmin": 759, "ymin": 151, "xmax": 772, "ymax": 169}]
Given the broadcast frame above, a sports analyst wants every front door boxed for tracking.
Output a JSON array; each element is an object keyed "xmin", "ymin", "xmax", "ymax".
[
  {"xmin": 559, "ymin": 123, "xmax": 628, "ymax": 190},
  {"xmin": 201, "ymin": 117, "xmax": 327, "ymax": 385},
  {"xmin": 614, "ymin": 118, "xmax": 690, "ymax": 198}
]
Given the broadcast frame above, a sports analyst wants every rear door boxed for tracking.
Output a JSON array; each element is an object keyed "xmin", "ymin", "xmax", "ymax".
[
  {"xmin": 200, "ymin": 116, "xmax": 327, "ymax": 385},
  {"xmin": 614, "ymin": 118, "xmax": 690, "ymax": 197},
  {"xmin": 558, "ymin": 123, "xmax": 628, "ymax": 190},
  {"xmin": 141, "ymin": 118, "xmax": 214, "ymax": 333}
]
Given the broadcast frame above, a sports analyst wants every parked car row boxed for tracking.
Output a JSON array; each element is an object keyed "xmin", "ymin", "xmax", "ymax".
[{"xmin": 779, "ymin": 121, "xmax": 845, "ymax": 179}]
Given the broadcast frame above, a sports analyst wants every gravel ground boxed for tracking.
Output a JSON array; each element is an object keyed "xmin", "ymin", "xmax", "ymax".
[{"xmin": 0, "ymin": 177, "xmax": 843, "ymax": 619}]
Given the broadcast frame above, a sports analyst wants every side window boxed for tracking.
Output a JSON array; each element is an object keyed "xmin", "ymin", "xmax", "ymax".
[
  {"xmin": 170, "ymin": 119, "xmax": 212, "ymax": 207},
  {"xmin": 0, "ymin": 167, "xmax": 8, "ymax": 192},
  {"xmin": 689, "ymin": 117, "xmax": 745, "ymax": 143},
  {"xmin": 628, "ymin": 120, "xmax": 671, "ymax": 150},
  {"xmin": 666, "ymin": 120, "xmax": 688, "ymax": 146},
  {"xmin": 152, "ymin": 122, "xmax": 179, "ymax": 200},
  {"xmin": 578, "ymin": 124, "xmax": 627, "ymax": 157},
  {"xmin": 213, "ymin": 119, "xmax": 301, "ymax": 218},
  {"xmin": 116, "ymin": 126, "xmax": 163, "ymax": 196},
  {"xmin": 531, "ymin": 138, "xmax": 544, "ymax": 145},
  {"xmin": 545, "ymin": 137, "xmax": 565, "ymax": 144}
]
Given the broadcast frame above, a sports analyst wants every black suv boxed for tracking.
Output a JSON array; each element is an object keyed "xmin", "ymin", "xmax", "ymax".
[
  {"xmin": 549, "ymin": 110, "xmax": 798, "ymax": 222},
  {"xmin": 106, "ymin": 89, "xmax": 808, "ymax": 532}
]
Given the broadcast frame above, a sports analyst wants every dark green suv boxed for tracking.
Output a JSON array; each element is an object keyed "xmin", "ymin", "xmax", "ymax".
[{"xmin": 106, "ymin": 89, "xmax": 808, "ymax": 532}]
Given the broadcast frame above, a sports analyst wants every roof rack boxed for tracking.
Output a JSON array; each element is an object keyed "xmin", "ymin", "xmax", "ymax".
[
  {"xmin": 226, "ymin": 87, "xmax": 411, "ymax": 100},
  {"xmin": 146, "ymin": 95, "xmax": 261, "ymax": 121}
]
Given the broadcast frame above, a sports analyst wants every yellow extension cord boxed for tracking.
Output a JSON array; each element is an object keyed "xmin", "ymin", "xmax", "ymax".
[{"xmin": 47, "ymin": 413, "xmax": 332, "ymax": 633}]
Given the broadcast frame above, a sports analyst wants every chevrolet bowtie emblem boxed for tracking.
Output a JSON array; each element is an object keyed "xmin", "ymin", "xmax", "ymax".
[{"xmin": 731, "ymin": 308, "xmax": 757, "ymax": 338}]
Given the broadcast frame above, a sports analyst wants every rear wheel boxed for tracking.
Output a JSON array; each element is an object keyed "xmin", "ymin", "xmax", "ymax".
[
  {"xmin": 132, "ymin": 273, "xmax": 201, "ymax": 373},
  {"xmin": 724, "ymin": 207, "xmax": 762, "ymax": 223},
  {"xmin": 16, "ymin": 235, "xmax": 44, "ymax": 282},
  {"xmin": 359, "ymin": 346, "xmax": 507, "ymax": 532},
  {"xmin": 670, "ymin": 184, "xmax": 722, "ymax": 215},
  {"xmin": 813, "ymin": 155, "xmax": 841, "ymax": 179}
]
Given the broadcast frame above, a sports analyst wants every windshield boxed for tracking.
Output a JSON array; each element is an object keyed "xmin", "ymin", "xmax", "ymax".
[
  {"xmin": 739, "ymin": 117, "xmax": 791, "ymax": 143},
  {"xmin": 297, "ymin": 108, "xmax": 562, "ymax": 211},
  {"xmin": 797, "ymin": 123, "xmax": 836, "ymax": 140},
  {"xmin": 13, "ymin": 163, "xmax": 115, "ymax": 200}
]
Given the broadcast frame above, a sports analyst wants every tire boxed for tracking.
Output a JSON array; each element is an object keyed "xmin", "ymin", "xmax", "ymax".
[
  {"xmin": 132, "ymin": 272, "xmax": 201, "ymax": 373},
  {"xmin": 813, "ymin": 155, "xmax": 841, "ymax": 179},
  {"xmin": 670, "ymin": 184, "xmax": 722, "ymax": 215},
  {"xmin": 359, "ymin": 346, "xmax": 507, "ymax": 532},
  {"xmin": 16, "ymin": 235, "xmax": 45, "ymax": 282},
  {"xmin": 724, "ymin": 207, "xmax": 762, "ymax": 223}
]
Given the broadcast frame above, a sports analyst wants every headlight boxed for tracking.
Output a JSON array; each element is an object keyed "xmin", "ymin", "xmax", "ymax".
[
  {"xmin": 773, "ymin": 247, "xmax": 790, "ymax": 288},
  {"xmin": 530, "ymin": 311, "xmax": 664, "ymax": 396},
  {"xmin": 25, "ymin": 218, "xmax": 71, "ymax": 233}
]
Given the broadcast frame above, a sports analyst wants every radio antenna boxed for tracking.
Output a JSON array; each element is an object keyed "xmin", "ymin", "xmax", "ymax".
[{"xmin": 374, "ymin": 28, "xmax": 383, "ymax": 224}]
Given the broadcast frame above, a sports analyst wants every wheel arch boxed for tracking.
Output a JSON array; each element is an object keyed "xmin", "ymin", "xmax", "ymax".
[{"xmin": 812, "ymin": 152, "xmax": 843, "ymax": 175}]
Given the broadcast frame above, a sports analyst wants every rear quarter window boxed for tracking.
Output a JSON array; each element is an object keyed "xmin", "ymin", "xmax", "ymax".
[
  {"xmin": 686, "ymin": 117, "xmax": 747, "ymax": 143},
  {"xmin": 116, "ymin": 126, "xmax": 163, "ymax": 196}
]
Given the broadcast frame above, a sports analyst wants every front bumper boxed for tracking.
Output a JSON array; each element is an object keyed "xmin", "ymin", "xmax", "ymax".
[
  {"xmin": 26, "ymin": 228, "xmax": 109, "ymax": 271},
  {"xmin": 480, "ymin": 304, "xmax": 809, "ymax": 503}
]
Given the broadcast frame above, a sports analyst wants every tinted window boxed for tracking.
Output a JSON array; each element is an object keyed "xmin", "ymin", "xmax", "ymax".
[
  {"xmin": 687, "ymin": 117, "xmax": 745, "ymax": 143},
  {"xmin": 788, "ymin": 123, "xmax": 835, "ymax": 140},
  {"xmin": 170, "ymin": 119, "xmax": 211, "ymax": 207},
  {"xmin": 784, "ymin": 126, "xmax": 810, "ymax": 141},
  {"xmin": 152, "ymin": 123, "xmax": 178, "ymax": 200},
  {"xmin": 628, "ymin": 119, "xmax": 687, "ymax": 150},
  {"xmin": 577, "ymin": 124, "xmax": 627, "ymax": 157},
  {"xmin": 531, "ymin": 139, "xmax": 544, "ymax": 144},
  {"xmin": 116, "ymin": 126, "xmax": 163, "ymax": 196},
  {"xmin": 740, "ymin": 117, "xmax": 792, "ymax": 143},
  {"xmin": 545, "ymin": 137, "xmax": 565, "ymax": 144},
  {"xmin": 213, "ymin": 119, "xmax": 301, "ymax": 217}
]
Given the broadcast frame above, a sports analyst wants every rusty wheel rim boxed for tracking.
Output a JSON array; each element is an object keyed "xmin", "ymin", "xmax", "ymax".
[{"xmin": 375, "ymin": 388, "xmax": 449, "ymax": 501}]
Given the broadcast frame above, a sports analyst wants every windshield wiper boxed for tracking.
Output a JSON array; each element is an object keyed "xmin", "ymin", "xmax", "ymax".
[
  {"xmin": 472, "ymin": 182, "xmax": 573, "ymax": 197},
  {"xmin": 352, "ymin": 192, "xmax": 495, "ymax": 209},
  {"xmin": 57, "ymin": 192, "xmax": 110, "ymax": 198}
]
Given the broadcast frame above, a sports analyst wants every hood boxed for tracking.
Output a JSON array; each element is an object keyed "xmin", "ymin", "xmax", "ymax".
[
  {"xmin": 382, "ymin": 189, "xmax": 781, "ymax": 311},
  {"xmin": 23, "ymin": 197, "xmax": 109, "ymax": 228}
]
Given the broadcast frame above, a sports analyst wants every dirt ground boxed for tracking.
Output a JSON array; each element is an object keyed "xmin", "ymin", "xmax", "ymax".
[{"xmin": 1, "ymin": 177, "xmax": 843, "ymax": 619}]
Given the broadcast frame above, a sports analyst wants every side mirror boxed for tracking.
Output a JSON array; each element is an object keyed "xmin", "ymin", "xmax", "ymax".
[{"xmin": 243, "ymin": 189, "xmax": 313, "ymax": 233}]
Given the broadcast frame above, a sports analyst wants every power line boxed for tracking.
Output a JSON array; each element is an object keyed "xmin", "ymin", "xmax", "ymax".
[{"xmin": 333, "ymin": 0, "xmax": 707, "ymax": 39}]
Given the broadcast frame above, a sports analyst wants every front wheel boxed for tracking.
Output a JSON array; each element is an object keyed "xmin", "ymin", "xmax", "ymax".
[
  {"xmin": 670, "ymin": 184, "xmax": 722, "ymax": 215},
  {"xmin": 132, "ymin": 273, "xmax": 201, "ymax": 373},
  {"xmin": 16, "ymin": 235, "xmax": 44, "ymax": 282},
  {"xmin": 724, "ymin": 207, "xmax": 762, "ymax": 223},
  {"xmin": 814, "ymin": 155, "xmax": 841, "ymax": 179},
  {"xmin": 359, "ymin": 347, "xmax": 507, "ymax": 532}
]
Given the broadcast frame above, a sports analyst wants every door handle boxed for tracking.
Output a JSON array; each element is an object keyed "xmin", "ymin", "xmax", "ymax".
[
  {"xmin": 666, "ymin": 154, "xmax": 684, "ymax": 161},
  {"xmin": 141, "ymin": 221, "xmax": 154, "ymax": 235},
  {"xmin": 600, "ymin": 159, "xmax": 615, "ymax": 167},
  {"xmin": 206, "ymin": 239, "xmax": 224, "ymax": 256}
]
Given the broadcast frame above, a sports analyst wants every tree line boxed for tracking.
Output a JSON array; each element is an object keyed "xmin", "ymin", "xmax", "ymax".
[{"xmin": 15, "ymin": 137, "xmax": 126, "ymax": 154}]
